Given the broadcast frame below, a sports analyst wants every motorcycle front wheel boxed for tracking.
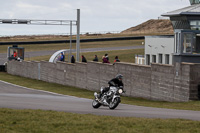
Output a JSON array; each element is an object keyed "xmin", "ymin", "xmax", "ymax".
[
  {"xmin": 92, "ymin": 99, "xmax": 101, "ymax": 108},
  {"xmin": 109, "ymin": 97, "xmax": 120, "ymax": 110}
]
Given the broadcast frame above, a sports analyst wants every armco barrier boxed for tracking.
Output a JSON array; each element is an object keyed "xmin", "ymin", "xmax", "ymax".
[
  {"xmin": 0, "ymin": 36, "xmax": 144, "ymax": 45},
  {"xmin": 7, "ymin": 60, "xmax": 200, "ymax": 102}
]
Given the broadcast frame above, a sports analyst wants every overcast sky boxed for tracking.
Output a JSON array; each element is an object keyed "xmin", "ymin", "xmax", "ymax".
[{"xmin": 0, "ymin": 0, "xmax": 190, "ymax": 36}]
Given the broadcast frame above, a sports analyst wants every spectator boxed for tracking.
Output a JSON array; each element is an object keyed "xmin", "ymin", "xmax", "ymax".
[
  {"xmin": 93, "ymin": 55, "xmax": 98, "ymax": 62},
  {"xmin": 71, "ymin": 55, "xmax": 75, "ymax": 63},
  {"xmin": 105, "ymin": 53, "xmax": 109, "ymax": 61},
  {"xmin": 13, "ymin": 51, "xmax": 17, "ymax": 58},
  {"xmin": 60, "ymin": 52, "xmax": 65, "ymax": 62},
  {"xmin": 114, "ymin": 56, "xmax": 120, "ymax": 63},
  {"xmin": 82, "ymin": 55, "xmax": 87, "ymax": 63},
  {"xmin": 102, "ymin": 56, "xmax": 110, "ymax": 63}
]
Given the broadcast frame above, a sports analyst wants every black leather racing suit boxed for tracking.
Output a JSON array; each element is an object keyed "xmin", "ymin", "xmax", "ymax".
[{"xmin": 102, "ymin": 78, "xmax": 124, "ymax": 94}]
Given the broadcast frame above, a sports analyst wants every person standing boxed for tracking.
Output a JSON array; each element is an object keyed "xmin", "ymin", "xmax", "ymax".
[
  {"xmin": 60, "ymin": 52, "xmax": 65, "ymax": 62},
  {"xmin": 71, "ymin": 55, "xmax": 75, "ymax": 63},
  {"xmin": 82, "ymin": 55, "xmax": 87, "ymax": 63},
  {"xmin": 13, "ymin": 51, "xmax": 17, "ymax": 58},
  {"xmin": 105, "ymin": 53, "xmax": 109, "ymax": 62},
  {"xmin": 93, "ymin": 55, "xmax": 98, "ymax": 62},
  {"xmin": 114, "ymin": 56, "xmax": 120, "ymax": 63},
  {"xmin": 102, "ymin": 56, "xmax": 110, "ymax": 63}
]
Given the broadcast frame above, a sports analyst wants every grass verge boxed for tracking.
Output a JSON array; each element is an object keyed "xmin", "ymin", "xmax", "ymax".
[
  {"xmin": 0, "ymin": 72, "xmax": 200, "ymax": 111},
  {"xmin": 0, "ymin": 108, "xmax": 200, "ymax": 133},
  {"xmin": 25, "ymin": 49, "xmax": 145, "ymax": 63},
  {"xmin": 0, "ymin": 39, "xmax": 143, "ymax": 53}
]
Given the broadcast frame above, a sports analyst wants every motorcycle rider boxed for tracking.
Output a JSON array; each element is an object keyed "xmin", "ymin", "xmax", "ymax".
[{"xmin": 99, "ymin": 74, "xmax": 124, "ymax": 98}]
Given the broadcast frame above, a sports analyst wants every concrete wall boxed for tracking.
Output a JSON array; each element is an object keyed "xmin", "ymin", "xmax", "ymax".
[
  {"xmin": 7, "ymin": 60, "xmax": 199, "ymax": 102},
  {"xmin": 188, "ymin": 63, "xmax": 200, "ymax": 100}
]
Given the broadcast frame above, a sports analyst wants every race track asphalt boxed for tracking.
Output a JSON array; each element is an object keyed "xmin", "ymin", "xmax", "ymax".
[{"xmin": 1, "ymin": 80, "xmax": 200, "ymax": 121}]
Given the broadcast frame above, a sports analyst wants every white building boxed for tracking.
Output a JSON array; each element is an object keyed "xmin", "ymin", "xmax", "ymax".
[
  {"xmin": 145, "ymin": 1, "xmax": 200, "ymax": 65},
  {"xmin": 145, "ymin": 35, "xmax": 174, "ymax": 65}
]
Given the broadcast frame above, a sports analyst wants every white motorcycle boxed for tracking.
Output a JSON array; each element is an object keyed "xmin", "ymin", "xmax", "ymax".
[{"xmin": 92, "ymin": 86, "xmax": 125, "ymax": 110}]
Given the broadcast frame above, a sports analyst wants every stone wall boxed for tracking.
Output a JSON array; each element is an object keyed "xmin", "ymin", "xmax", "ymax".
[
  {"xmin": 7, "ymin": 60, "xmax": 199, "ymax": 102},
  {"xmin": 189, "ymin": 63, "xmax": 200, "ymax": 100}
]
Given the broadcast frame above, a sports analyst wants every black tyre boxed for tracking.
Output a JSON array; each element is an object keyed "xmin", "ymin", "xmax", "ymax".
[
  {"xmin": 92, "ymin": 99, "xmax": 101, "ymax": 108},
  {"xmin": 109, "ymin": 97, "xmax": 120, "ymax": 110}
]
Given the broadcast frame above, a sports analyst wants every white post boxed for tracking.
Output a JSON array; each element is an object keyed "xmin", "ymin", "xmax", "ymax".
[{"xmin": 76, "ymin": 9, "xmax": 80, "ymax": 62}]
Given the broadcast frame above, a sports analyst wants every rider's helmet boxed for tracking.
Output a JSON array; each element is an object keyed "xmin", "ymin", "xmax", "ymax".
[{"xmin": 115, "ymin": 74, "xmax": 123, "ymax": 81}]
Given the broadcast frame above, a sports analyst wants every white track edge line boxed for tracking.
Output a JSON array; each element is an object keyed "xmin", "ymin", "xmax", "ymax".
[{"xmin": 0, "ymin": 80, "xmax": 67, "ymax": 96}]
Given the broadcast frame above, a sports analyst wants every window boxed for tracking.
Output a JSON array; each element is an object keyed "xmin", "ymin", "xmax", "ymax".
[
  {"xmin": 175, "ymin": 32, "xmax": 181, "ymax": 54},
  {"xmin": 182, "ymin": 33, "xmax": 193, "ymax": 53},
  {"xmin": 195, "ymin": 36, "xmax": 200, "ymax": 53},
  {"xmin": 165, "ymin": 54, "xmax": 170, "ymax": 64},
  {"xmin": 146, "ymin": 54, "xmax": 150, "ymax": 65},
  {"xmin": 190, "ymin": 21, "xmax": 200, "ymax": 30},
  {"xmin": 152, "ymin": 55, "xmax": 156, "ymax": 63},
  {"xmin": 190, "ymin": 0, "xmax": 200, "ymax": 5},
  {"xmin": 159, "ymin": 54, "xmax": 162, "ymax": 64}
]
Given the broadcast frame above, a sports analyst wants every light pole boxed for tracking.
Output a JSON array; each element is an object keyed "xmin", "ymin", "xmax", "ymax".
[
  {"xmin": 76, "ymin": 9, "xmax": 80, "ymax": 62},
  {"xmin": 69, "ymin": 21, "xmax": 72, "ymax": 63}
]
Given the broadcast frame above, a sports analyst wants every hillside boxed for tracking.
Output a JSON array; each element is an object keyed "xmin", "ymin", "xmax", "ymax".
[
  {"xmin": 121, "ymin": 19, "xmax": 174, "ymax": 35},
  {"xmin": 0, "ymin": 19, "xmax": 174, "ymax": 42}
]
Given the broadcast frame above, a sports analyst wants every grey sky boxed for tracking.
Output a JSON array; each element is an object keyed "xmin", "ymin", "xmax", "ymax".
[{"xmin": 0, "ymin": 0, "xmax": 190, "ymax": 36}]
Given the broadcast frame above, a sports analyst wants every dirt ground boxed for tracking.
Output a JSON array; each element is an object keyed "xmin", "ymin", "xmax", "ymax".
[{"xmin": 121, "ymin": 19, "xmax": 173, "ymax": 35}]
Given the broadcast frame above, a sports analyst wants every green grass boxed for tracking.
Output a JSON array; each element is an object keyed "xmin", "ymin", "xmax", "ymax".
[
  {"xmin": 25, "ymin": 49, "xmax": 145, "ymax": 64},
  {"xmin": 0, "ymin": 72, "xmax": 200, "ymax": 111},
  {"xmin": 1, "ymin": 33, "xmax": 197, "ymax": 133},
  {"xmin": 0, "ymin": 72, "xmax": 93, "ymax": 99},
  {"xmin": 0, "ymin": 39, "xmax": 144, "ymax": 53},
  {"xmin": 0, "ymin": 108, "xmax": 200, "ymax": 133}
]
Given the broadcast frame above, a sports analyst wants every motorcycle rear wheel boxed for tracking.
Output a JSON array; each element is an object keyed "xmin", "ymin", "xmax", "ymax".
[
  {"xmin": 92, "ymin": 99, "xmax": 101, "ymax": 108},
  {"xmin": 109, "ymin": 97, "xmax": 120, "ymax": 110}
]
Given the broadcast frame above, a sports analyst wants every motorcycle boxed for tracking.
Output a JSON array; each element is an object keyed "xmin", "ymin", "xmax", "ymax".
[{"xmin": 92, "ymin": 86, "xmax": 125, "ymax": 110}]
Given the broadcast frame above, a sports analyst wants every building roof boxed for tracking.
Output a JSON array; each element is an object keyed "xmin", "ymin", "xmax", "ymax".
[{"xmin": 162, "ymin": 4, "xmax": 200, "ymax": 17}]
